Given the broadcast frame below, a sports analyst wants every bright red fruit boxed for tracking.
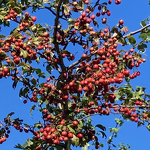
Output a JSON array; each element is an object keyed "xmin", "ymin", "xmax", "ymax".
[
  {"xmin": 73, "ymin": 120, "xmax": 78, "ymax": 126},
  {"xmin": 32, "ymin": 16, "xmax": 37, "ymax": 22},
  {"xmin": 119, "ymin": 19, "xmax": 124, "ymax": 25}
]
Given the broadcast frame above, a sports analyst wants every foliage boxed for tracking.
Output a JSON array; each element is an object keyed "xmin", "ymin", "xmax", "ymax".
[{"xmin": 0, "ymin": 0, "xmax": 150, "ymax": 150}]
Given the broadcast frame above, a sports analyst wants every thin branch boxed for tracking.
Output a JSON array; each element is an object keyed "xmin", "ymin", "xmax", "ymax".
[
  {"xmin": 37, "ymin": 51, "xmax": 62, "ymax": 73},
  {"xmin": 87, "ymin": 0, "xmax": 100, "ymax": 17},
  {"xmin": 11, "ymin": 18, "xmax": 20, "ymax": 24},
  {"xmin": 53, "ymin": 0, "xmax": 66, "ymax": 72},
  {"xmin": 26, "ymin": 3, "xmax": 67, "ymax": 20},
  {"xmin": 92, "ymin": 0, "xmax": 100, "ymax": 12},
  {"xmin": 107, "ymin": 117, "xmax": 121, "ymax": 150},
  {"xmin": 123, "ymin": 23, "xmax": 150, "ymax": 38},
  {"xmin": 63, "ymin": 33, "xmax": 73, "ymax": 50},
  {"xmin": 67, "ymin": 52, "xmax": 93, "ymax": 70}
]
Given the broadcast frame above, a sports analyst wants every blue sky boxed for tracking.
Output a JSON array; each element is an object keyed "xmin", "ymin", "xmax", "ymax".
[{"xmin": 0, "ymin": 0, "xmax": 150, "ymax": 149}]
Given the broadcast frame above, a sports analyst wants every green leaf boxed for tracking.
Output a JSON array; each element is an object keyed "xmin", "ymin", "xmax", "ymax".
[
  {"xmin": 140, "ymin": 21, "xmax": 146, "ymax": 27},
  {"xmin": 55, "ymin": 145, "xmax": 65, "ymax": 150},
  {"xmin": 93, "ymin": 19, "xmax": 99, "ymax": 27},
  {"xmin": 62, "ymin": 4, "xmax": 70, "ymax": 16},
  {"xmin": 118, "ymin": 143, "xmax": 130, "ymax": 150},
  {"xmin": 35, "ymin": 68, "xmax": 45, "ymax": 78},
  {"xmin": 46, "ymin": 65, "xmax": 52, "ymax": 74},
  {"xmin": 30, "ymin": 25, "xmax": 37, "ymax": 32},
  {"xmin": 82, "ymin": 143, "xmax": 90, "ymax": 150},
  {"xmin": 115, "ymin": 118, "xmax": 124, "ymax": 127},
  {"xmin": 145, "ymin": 94, "xmax": 150, "ymax": 99},
  {"xmin": 68, "ymin": 18, "xmax": 76, "ymax": 25},
  {"xmin": 96, "ymin": 124, "xmax": 106, "ymax": 131},
  {"xmin": 21, "ymin": 50, "xmax": 28, "ymax": 58},
  {"xmin": 146, "ymin": 123, "xmax": 150, "ymax": 131},
  {"xmin": 25, "ymin": 31, "xmax": 31, "ymax": 36},
  {"xmin": 23, "ymin": 138, "xmax": 33, "ymax": 147},
  {"xmin": 34, "ymin": 122, "xmax": 42, "ymax": 129},
  {"xmin": 0, "ymin": 35, "xmax": 5, "ymax": 38},
  {"xmin": 37, "ymin": 27, "xmax": 47, "ymax": 32},
  {"xmin": 118, "ymin": 38, "xmax": 126, "ymax": 45},
  {"xmin": 100, "ymin": 131, "xmax": 107, "ymax": 138},
  {"xmin": 102, "ymin": 2, "xmax": 108, "ymax": 5},
  {"xmin": 110, "ymin": 127, "xmax": 120, "ymax": 134},
  {"xmin": 139, "ymin": 33, "xmax": 147, "ymax": 40},
  {"xmin": 111, "ymin": 26, "xmax": 118, "ymax": 33},
  {"xmin": 24, "ymin": 124, "xmax": 30, "ymax": 128},
  {"xmin": 79, "ymin": 0, "xmax": 85, "ymax": 9},
  {"xmin": 140, "ymin": 19, "xmax": 149, "ymax": 27},
  {"xmin": 67, "ymin": 125, "xmax": 76, "ymax": 134},
  {"xmin": 14, "ymin": 143, "xmax": 24, "ymax": 149},
  {"xmin": 20, "ymin": 87, "xmax": 29, "ymax": 98},
  {"xmin": 127, "ymin": 36, "xmax": 136, "ymax": 44},
  {"xmin": 43, "ymin": 0, "xmax": 50, "ymax": 3},
  {"xmin": 30, "ymin": 105, "xmax": 36, "ymax": 117},
  {"xmin": 63, "ymin": 0, "xmax": 69, "ymax": 4},
  {"xmin": 112, "ymin": 144, "xmax": 117, "ymax": 147},
  {"xmin": 31, "ymin": 78, "xmax": 36, "ymax": 85},
  {"xmin": 137, "ymin": 43, "xmax": 147, "ymax": 53},
  {"xmin": 12, "ymin": 79, "xmax": 18, "ymax": 89},
  {"xmin": 4, "ymin": 116, "xmax": 11, "ymax": 124},
  {"xmin": 21, "ymin": 0, "xmax": 28, "ymax": 5},
  {"xmin": 99, "ymin": 143, "xmax": 104, "ymax": 147},
  {"xmin": 4, "ymin": 20, "xmax": 10, "ymax": 27},
  {"xmin": 71, "ymin": 135, "xmax": 79, "ymax": 146},
  {"xmin": 102, "ymin": 5, "xmax": 107, "ymax": 12},
  {"xmin": 7, "ymin": 112, "xmax": 14, "ymax": 117},
  {"xmin": 36, "ymin": 57, "xmax": 40, "ymax": 63}
]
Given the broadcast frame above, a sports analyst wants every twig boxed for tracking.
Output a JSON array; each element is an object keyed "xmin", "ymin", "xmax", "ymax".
[
  {"xmin": 87, "ymin": 0, "xmax": 100, "ymax": 17},
  {"xmin": 123, "ymin": 23, "xmax": 150, "ymax": 38},
  {"xmin": 26, "ymin": 3, "xmax": 67, "ymax": 20},
  {"xmin": 107, "ymin": 117, "xmax": 121, "ymax": 150}
]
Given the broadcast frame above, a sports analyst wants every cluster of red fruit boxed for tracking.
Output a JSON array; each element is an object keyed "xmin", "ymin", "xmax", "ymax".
[
  {"xmin": 0, "ymin": 10, "xmax": 58, "ymax": 80},
  {"xmin": 4, "ymin": 9, "xmax": 18, "ymax": 21},
  {"xmin": 27, "ymin": 79, "xmax": 57, "ymax": 104},
  {"xmin": 0, "ymin": 125, "xmax": 11, "ymax": 144},
  {"xmin": 0, "ymin": 121, "xmax": 31, "ymax": 144},
  {"xmin": 0, "ymin": 0, "xmax": 148, "ymax": 149},
  {"xmin": 72, "ymin": 99, "xmax": 149, "ymax": 123},
  {"xmin": 19, "ymin": 11, "xmax": 36, "ymax": 31},
  {"xmin": 114, "ymin": 101, "xmax": 148, "ymax": 122},
  {"xmin": 0, "ymin": 136, "xmax": 7, "ymax": 144},
  {"xmin": 36, "ymin": 124, "xmax": 74, "ymax": 144},
  {"xmin": 96, "ymin": 5, "xmax": 111, "ymax": 17}
]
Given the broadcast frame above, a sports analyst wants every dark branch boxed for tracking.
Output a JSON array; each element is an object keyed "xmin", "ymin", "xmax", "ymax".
[{"xmin": 53, "ymin": 0, "xmax": 66, "ymax": 72}]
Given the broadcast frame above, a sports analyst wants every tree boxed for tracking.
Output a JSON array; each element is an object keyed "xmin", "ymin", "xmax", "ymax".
[{"xmin": 0, "ymin": 0, "xmax": 150, "ymax": 149}]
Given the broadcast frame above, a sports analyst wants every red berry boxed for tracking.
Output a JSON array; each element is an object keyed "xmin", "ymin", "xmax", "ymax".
[
  {"xmin": 77, "ymin": 133, "xmax": 83, "ymax": 138},
  {"xmin": 143, "ymin": 114, "xmax": 148, "ymax": 119},
  {"xmin": 68, "ymin": 132, "xmax": 73, "ymax": 138},
  {"xmin": 119, "ymin": 19, "xmax": 124, "ymax": 25},
  {"xmin": 73, "ymin": 120, "xmax": 78, "ymax": 126},
  {"xmin": 32, "ymin": 16, "xmax": 37, "ymax": 22},
  {"xmin": 91, "ymin": 15, "xmax": 95, "ymax": 20}
]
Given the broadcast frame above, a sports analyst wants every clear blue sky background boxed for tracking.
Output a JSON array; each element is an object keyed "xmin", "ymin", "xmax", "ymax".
[{"xmin": 0, "ymin": 0, "xmax": 150, "ymax": 150}]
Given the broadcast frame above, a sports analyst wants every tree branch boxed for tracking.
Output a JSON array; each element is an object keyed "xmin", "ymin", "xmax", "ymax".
[
  {"xmin": 123, "ymin": 23, "xmax": 150, "ymax": 38},
  {"xmin": 24, "ymin": 3, "xmax": 67, "ymax": 21},
  {"xmin": 53, "ymin": 0, "xmax": 66, "ymax": 72}
]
